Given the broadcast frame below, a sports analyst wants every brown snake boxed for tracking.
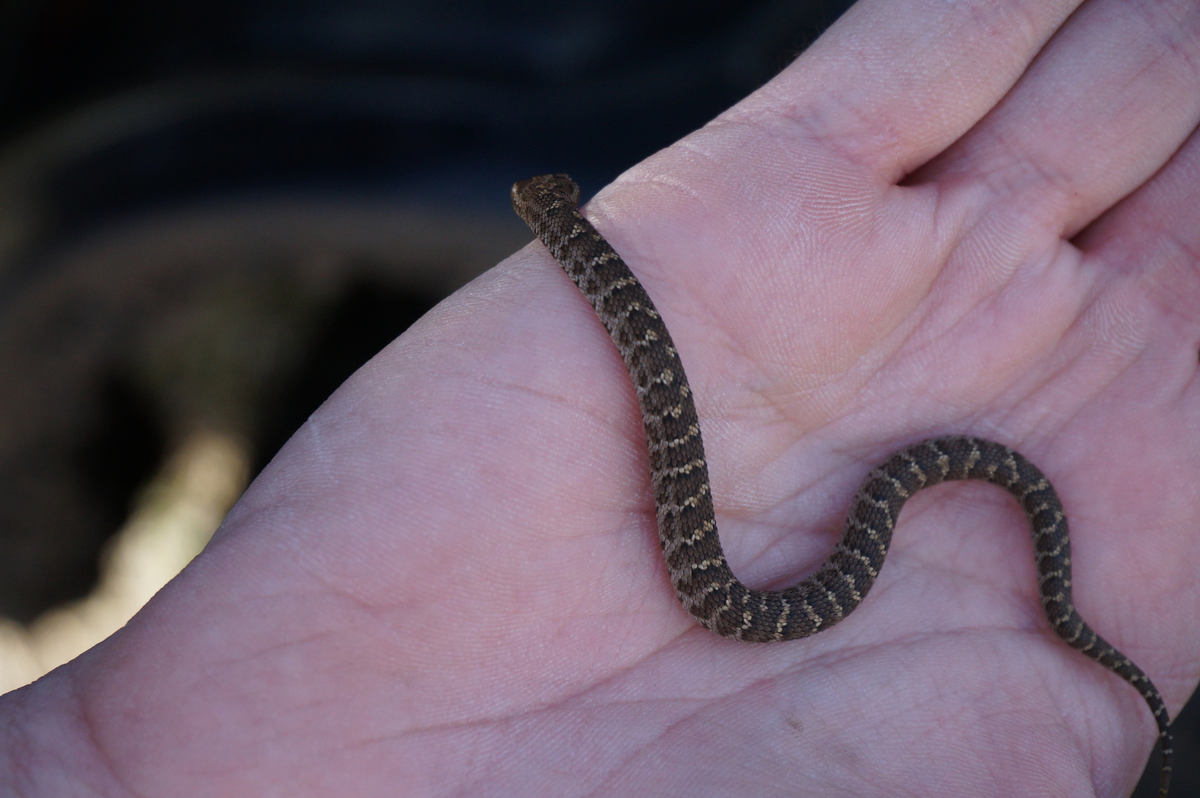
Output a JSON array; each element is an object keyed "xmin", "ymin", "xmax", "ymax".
[{"xmin": 512, "ymin": 173, "xmax": 1172, "ymax": 796}]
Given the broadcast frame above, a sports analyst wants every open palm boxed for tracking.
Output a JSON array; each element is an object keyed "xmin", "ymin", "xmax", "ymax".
[{"xmin": 4, "ymin": 1, "xmax": 1200, "ymax": 796}]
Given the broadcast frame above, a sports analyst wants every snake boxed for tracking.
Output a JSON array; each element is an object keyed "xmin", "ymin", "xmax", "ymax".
[{"xmin": 511, "ymin": 173, "xmax": 1172, "ymax": 797}]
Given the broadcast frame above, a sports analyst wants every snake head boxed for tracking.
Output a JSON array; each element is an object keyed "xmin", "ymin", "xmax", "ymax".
[{"xmin": 511, "ymin": 173, "xmax": 581, "ymax": 215}]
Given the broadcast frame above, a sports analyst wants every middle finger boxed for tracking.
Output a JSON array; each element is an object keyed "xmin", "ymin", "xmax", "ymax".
[{"xmin": 915, "ymin": 0, "xmax": 1200, "ymax": 240}]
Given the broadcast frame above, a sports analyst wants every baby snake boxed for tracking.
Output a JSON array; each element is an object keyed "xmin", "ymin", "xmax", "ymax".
[{"xmin": 511, "ymin": 173, "xmax": 1172, "ymax": 796}]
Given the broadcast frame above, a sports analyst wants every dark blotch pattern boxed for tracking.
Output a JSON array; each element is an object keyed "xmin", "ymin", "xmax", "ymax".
[{"xmin": 512, "ymin": 173, "xmax": 1171, "ymax": 797}]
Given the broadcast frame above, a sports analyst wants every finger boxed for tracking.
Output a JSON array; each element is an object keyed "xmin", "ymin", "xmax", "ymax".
[
  {"xmin": 1062, "ymin": 128, "xmax": 1200, "ymax": 717},
  {"xmin": 1075, "ymin": 124, "xmax": 1200, "ymax": 334},
  {"xmin": 917, "ymin": 0, "xmax": 1200, "ymax": 238},
  {"xmin": 722, "ymin": 0, "xmax": 1082, "ymax": 179}
]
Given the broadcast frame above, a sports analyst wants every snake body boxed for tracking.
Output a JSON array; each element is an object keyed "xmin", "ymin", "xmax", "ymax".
[{"xmin": 511, "ymin": 173, "xmax": 1172, "ymax": 796}]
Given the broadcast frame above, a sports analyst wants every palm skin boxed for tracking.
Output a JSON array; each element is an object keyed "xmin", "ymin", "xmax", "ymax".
[{"xmin": 4, "ymin": 1, "xmax": 1200, "ymax": 796}]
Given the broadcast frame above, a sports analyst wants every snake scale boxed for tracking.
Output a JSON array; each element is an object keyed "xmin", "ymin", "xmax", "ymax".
[{"xmin": 512, "ymin": 173, "xmax": 1172, "ymax": 796}]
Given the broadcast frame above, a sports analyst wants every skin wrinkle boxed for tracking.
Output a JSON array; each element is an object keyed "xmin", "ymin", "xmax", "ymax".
[
  {"xmin": 404, "ymin": 595, "xmax": 666, "ymax": 743},
  {"xmin": 474, "ymin": 372, "xmax": 637, "ymax": 456},
  {"xmin": 457, "ymin": 688, "xmax": 723, "ymax": 797},
  {"xmin": 586, "ymin": 661, "xmax": 857, "ymax": 793},
  {"xmin": 1, "ymin": 711, "xmax": 37, "ymax": 798},
  {"xmin": 1123, "ymin": 0, "xmax": 1200, "ymax": 77},
  {"xmin": 573, "ymin": 703, "xmax": 709, "ymax": 798},
  {"xmin": 73, "ymin": 672, "xmax": 137, "ymax": 798}
]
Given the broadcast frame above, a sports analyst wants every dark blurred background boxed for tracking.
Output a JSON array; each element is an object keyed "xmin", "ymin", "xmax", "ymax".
[{"xmin": 0, "ymin": 0, "xmax": 1188, "ymax": 793}]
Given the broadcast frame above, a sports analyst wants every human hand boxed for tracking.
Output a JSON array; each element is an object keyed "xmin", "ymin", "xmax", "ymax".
[{"xmin": 4, "ymin": 1, "xmax": 1199, "ymax": 796}]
